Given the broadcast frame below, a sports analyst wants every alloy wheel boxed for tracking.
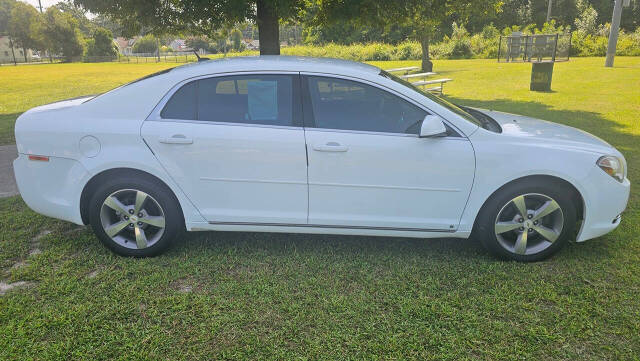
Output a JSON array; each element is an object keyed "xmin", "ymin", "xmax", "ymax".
[
  {"xmin": 494, "ymin": 193, "xmax": 564, "ymax": 256},
  {"xmin": 99, "ymin": 189, "xmax": 166, "ymax": 249}
]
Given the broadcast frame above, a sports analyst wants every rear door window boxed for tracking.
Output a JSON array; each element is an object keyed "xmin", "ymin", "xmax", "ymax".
[{"xmin": 161, "ymin": 74, "xmax": 298, "ymax": 127}]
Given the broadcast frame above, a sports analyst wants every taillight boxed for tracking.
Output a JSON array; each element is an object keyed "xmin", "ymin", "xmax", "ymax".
[{"xmin": 28, "ymin": 155, "xmax": 49, "ymax": 162}]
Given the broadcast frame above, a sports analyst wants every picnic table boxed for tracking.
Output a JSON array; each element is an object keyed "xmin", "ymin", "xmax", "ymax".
[
  {"xmin": 400, "ymin": 72, "xmax": 436, "ymax": 81},
  {"xmin": 386, "ymin": 66, "xmax": 419, "ymax": 75},
  {"xmin": 412, "ymin": 78, "xmax": 453, "ymax": 95}
]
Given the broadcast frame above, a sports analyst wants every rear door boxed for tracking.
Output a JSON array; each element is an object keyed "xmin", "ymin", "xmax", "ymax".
[{"xmin": 142, "ymin": 73, "xmax": 308, "ymax": 224}]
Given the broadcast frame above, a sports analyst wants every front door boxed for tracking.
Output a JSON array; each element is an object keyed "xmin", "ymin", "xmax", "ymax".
[
  {"xmin": 142, "ymin": 73, "xmax": 308, "ymax": 224},
  {"xmin": 303, "ymin": 75, "xmax": 475, "ymax": 231}
]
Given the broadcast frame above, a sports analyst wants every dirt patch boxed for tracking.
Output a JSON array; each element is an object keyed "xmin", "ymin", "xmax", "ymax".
[
  {"xmin": 87, "ymin": 270, "xmax": 100, "ymax": 279},
  {"xmin": 0, "ymin": 281, "xmax": 33, "ymax": 295},
  {"xmin": 170, "ymin": 278, "xmax": 198, "ymax": 293},
  {"xmin": 11, "ymin": 261, "xmax": 27, "ymax": 269},
  {"xmin": 28, "ymin": 229, "xmax": 51, "ymax": 256},
  {"xmin": 8, "ymin": 229, "xmax": 53, "ymax": 270}
]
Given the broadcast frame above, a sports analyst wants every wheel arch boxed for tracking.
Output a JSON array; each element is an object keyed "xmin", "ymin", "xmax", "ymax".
[
  {"xmin": 472, "ymin": 174, "xmax": 585, "ymax": 232},
  {"xmin": 80, "ymin": 167, "xmax": 185, "ymax": 226}
]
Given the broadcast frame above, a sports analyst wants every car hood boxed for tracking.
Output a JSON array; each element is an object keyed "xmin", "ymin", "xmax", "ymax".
[{"xmin": 476, "ymin": 109, "xmax": 617, "ymax": 155}]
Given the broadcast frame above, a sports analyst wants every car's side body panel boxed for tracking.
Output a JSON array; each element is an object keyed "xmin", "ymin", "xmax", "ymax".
[
  {"xmin": 305, "ymin": 129, "xmax": 475, "ymax": 230},
  {"xmin": 13, "ymin": 154, "xmax": 88, "ymax": 224},
  {"xmin": 142, "ymin": 120, "xmax": 309, "ymax": 224},
  {"xmin": 185, "ymin": 221, "xmax": 471, "ymax": 239},
  {"xmin": 14, "ymin": 100, "xmax": 205, "ymax": 226},
  {"xmin": 460, "ymin": 127, "xmax": 630, "ymax": 241}
]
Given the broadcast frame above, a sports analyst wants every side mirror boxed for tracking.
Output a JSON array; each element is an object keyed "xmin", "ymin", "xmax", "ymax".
[{"xmin": 419, "ymin": 114, "xmax": 447, "ymax": 138}]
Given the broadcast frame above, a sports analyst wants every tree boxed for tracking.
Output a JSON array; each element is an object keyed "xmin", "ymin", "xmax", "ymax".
[
  {"xmin": 8, "ymin": 1, "xmax": 42, "ymax": 62},
  {"xmin": 72, "ymin": 0, "xmax": 306, "ymax": 55},
  {"xmin": 0, "ymin": 0, "xmax": 17, "ymax": 35},
  {"xmin": 92, "ymin": 14, "xmax": 124, "ymax": 38},
  {"xmin": 40, "ymin": 7, "xmax": 84, "ymax": 62},
  {"xmin": 54, "ymin": 1, "xmax": 93, "ymax": 36},
  {"xmin": 131, "ymin": 35, "xmax": 157, "ymax": 53},
  {"xmin": 85, "ymin": 27, "xmax": 117, "ymax": 57},
  {"xmin": 0, "ymin": 0, "xmax": 17, "ymax": 64},
  {"xmin": 185, "ymin": 36, "xmax": 211, "ymax": 52},
  {"xmin": 314, "ymin": 0, "xmax": 502, "ymax": 72},
  {"xmin": 574, "ymin": 0, "xmax": 598, "ymax": 34}
]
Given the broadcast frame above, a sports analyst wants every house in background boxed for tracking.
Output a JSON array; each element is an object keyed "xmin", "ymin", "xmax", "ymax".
[
  {"xmin": 113, "ymin": 37, "xmax": 137, "ymax": 55},
  {"xmin": 0, "ymin": 36, "xmax": 33, "ymax": 63},
  {"xmin": 169, "ymin": 39, "xmax": 187, "ymax": 51}
]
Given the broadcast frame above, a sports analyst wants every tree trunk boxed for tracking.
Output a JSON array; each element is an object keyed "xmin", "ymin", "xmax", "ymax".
[
  {"xmin": 256, "ymin": 0, "xmax": 280, "ymax": 55},
  {"xmin": 8, "ymin": 36, "xmax": 16, "ymax": 66},
  {"xmin": 420, "ymin": 35, "xmax": 433, "ymax": 72},
  {"xmin": 23, "ymin": 47, "xmax": 28, "ymax": 62}
]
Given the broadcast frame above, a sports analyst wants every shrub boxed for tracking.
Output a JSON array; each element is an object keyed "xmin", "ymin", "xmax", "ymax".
[
  {"xmin": 481, "ymin": 24, "xmax": 500, "ymax": 39},
  {"xmin": 394, "ymin": 41, "xmax": 422, "ymax": 60}
]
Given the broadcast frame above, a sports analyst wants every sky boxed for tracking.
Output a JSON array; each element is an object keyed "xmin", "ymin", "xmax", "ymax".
[
  {"xmin": 19, "ymin": 0, "xmax": 96, "ymax": 18},
  {"xmin": 20, "ymin": 0, "xmax": 63, "ymax": 11}
]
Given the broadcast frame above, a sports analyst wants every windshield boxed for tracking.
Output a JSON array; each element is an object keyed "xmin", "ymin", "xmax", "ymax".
[{"xmin": 379, "ymin": 70, "xmax": 483, "ymax": 128}]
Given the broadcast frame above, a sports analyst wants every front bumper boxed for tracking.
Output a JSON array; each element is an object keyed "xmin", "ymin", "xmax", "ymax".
[
  {"xmin": 576, "ymin": 165, "xmax": 630, "ymax": 242},
  {"xmin": 13, "ymin": 154, "xmax": 87, "ymax": 225}
]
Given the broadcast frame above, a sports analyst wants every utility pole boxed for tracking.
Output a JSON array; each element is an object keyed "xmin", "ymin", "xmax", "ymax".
[
  {"xmin": 605, "ymin": 0, "xmax": 624, "ymax": 67},
  {"xmin": 37, "ymin": 0, "xmax": 53, "ymax": 63},
  {"xmin": 546, "ymin": 0, "xmax": 552, "ymax": 23}
]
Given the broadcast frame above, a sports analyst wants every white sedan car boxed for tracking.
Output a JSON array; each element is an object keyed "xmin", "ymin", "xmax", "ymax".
[{"xmin": 14, "ymin": 56, "xmax": 630, "ymax": 261}]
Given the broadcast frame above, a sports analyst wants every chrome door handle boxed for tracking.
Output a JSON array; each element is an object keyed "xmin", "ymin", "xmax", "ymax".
[
  {"xmin": 312, "ymin": 142, "xmax": 348, "ymax": 152},
  {"xmin": 159, "ymin": 135, "xmax": 193, "ymax": 144}
]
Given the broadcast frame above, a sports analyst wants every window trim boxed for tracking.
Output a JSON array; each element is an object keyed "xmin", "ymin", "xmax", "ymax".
[
  {"xmin": 300, "ymin": 72, "xmax": 464, "ymax": 138},
  {"xmin": 146, "ymin": 71, "xmax": 303, "ymax": 129}
]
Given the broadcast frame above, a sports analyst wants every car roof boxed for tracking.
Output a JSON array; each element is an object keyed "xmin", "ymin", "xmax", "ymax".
[{"xmin": 169, "ymin": 56, "xmax": 381, "ymax": 78}]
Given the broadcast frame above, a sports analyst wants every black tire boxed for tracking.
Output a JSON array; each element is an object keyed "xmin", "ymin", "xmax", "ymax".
[
  {"xmin": 88, "ymin": 175, "xmax": 183, "ymax": 257},
  {"xmin": 474, "ymin": 179, "xmax": 577, "ymax": 262}
]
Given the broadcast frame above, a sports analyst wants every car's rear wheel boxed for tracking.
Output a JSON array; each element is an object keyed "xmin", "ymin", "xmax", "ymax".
[
  {"xmin": 88, "ymin": 176, "xmax": 183, "ymax": 257},
  {"xmin": 475, "ymin": 181, "xmax": 577, "ymax": 262}
]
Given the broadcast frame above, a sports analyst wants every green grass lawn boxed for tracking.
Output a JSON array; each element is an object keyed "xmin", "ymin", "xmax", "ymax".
[{"xmin": 1, "ymin": 57, "xmax": 640, "ymax": 360}]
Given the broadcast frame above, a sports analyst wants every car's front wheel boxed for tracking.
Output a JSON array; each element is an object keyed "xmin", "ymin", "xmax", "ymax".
[
  {"xmin": 88, "ymin": 176, "xmax": 183, "ymax": 257},
  {"xmin": 475, "ymin": 180, "xmax": 577, "ymax": 262}
]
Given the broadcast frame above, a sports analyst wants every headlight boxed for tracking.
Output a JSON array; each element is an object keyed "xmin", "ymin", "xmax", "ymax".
[{"xmin": 597, "ymin": 155, "xmax": 625, "ymax": 182}]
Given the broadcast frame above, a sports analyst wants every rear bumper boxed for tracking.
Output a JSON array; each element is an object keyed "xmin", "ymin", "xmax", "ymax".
[
  {"xmin": 576, "ymin": 166, "xmax": 630, "ymax": 242},
  {"xmin": 13, "ymin": 154, "xmax": 87, "ymax": 225}
]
